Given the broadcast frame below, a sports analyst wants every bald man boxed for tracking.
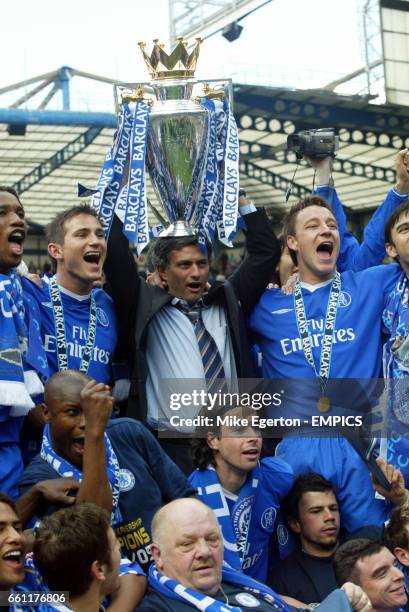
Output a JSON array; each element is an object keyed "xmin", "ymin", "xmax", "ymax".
[
  {"xmin": 136, "ymin": 498, "xmax": 372, "ymax": 611},
  {"xmin": 18, "ymin": 369, "xmax": 194, "ymax": 573},
  {"xmin": 17, "ymin": 370, "xmax": 114, "ymax": 522}
]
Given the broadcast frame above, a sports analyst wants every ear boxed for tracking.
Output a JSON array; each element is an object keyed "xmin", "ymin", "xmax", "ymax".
[
  {"xmin": 386, "ymin": 242, "xmax": 398, "ymax": 260},
  {"xmin": 394, "ymin": 546, "xmax": 409, "ymax": 567},
  {"xmin": 41, "ymin": 402, "xmax": 52, "ymax": 424},
  {"xmin": 157, "ymin": 266, "xmax": 168, "ymax": 287},
  {"xmin": 47, "ymin": 242, "xmax": 63, "ymax": 262},
  {"xmin": 286, "ymin": 234, "xmax": 299, "ymax": 254},
  {"xmin": 287, "ymin": 517, "xmax": 301, "ymax": 535},
  {"xmin": 207, "ymin": 432, "xmax": 221, "ymax": 452},
  {"xmin": 90, "ymin": 559, "xmax": 105, "ymax": 583},
  {"xmin": 150, "ymin": 543, "xmax": 164, "ymax": 571}
]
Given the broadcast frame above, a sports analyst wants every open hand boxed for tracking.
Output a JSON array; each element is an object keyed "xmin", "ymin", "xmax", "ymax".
[{"xmin": 35, "ymin": 477, "xmax": 79, "ymax": 505}]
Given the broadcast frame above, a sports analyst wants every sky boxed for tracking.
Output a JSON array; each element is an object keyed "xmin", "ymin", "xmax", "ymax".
[{"xmin": 0, "ymin": 0, "xmax": 365, "ymax": 111}]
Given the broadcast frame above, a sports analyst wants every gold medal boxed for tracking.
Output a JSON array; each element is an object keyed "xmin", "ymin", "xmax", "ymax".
[{"xmin": 317, "ymin": 396, "xmax": 330, "ymax": 412}]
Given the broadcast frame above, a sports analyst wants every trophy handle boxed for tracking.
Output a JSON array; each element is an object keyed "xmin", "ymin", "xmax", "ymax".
[{"xmin": 113, "ymin": 78, "xmax": 233, "ymax": 113}]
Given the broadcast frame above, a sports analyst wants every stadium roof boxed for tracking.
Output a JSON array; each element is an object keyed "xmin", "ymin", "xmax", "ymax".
[{"xmin": 0, "ymin": 68, "xmax": 407, "ymax": 230}]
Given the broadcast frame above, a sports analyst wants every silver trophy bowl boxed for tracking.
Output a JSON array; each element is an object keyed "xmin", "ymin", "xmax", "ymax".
[{"xmin": 147, "ymin": 78, "xmax": 208, "ymax": 237}]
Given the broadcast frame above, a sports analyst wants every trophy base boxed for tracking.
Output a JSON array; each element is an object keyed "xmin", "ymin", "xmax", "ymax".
[{"xmin": 158, "ymin": 220, "xmax": 198, "ymax": 238}]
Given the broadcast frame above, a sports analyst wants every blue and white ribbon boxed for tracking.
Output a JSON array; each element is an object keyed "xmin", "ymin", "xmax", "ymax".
[
  {"xmin": 214, "ymin": 99, "xmax": 229, "ymax": 245},
  {"xmin": 123, "ymin": 101, "xmax": 151, "ymax": 254},
  {"xmin": 219, "ymin": 99, "xmax": 239, "ymax": 246},
  {"xmin": 83, "ymin": 103, "xmax": 133, "ymax": 240},
  {"xmin": 99, "ymin": 103, "xmax": 133, "ymax": 238},
  {"xmin": 195, "ymin": 99, "xmax": 218, "ymax": 251}
]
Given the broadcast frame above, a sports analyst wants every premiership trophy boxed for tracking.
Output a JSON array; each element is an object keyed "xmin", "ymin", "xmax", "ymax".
[{"xmin": 87, "ymin": 38, "xmax": 239, "ymax": 253}]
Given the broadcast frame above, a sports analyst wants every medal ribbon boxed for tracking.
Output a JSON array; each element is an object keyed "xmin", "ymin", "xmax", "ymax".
[
  {"xmin": 49, "ymin": 276, "xmax": 97, "ymax": 374},
  {"xmin": 293, "ymin": 271, "xmax": 341, "ymax": 393}
]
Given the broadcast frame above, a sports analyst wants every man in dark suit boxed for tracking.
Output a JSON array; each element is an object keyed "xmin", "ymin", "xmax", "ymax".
[{"xmin": 104, "ymin": 194, "xmax": 280, "ymax": 473}]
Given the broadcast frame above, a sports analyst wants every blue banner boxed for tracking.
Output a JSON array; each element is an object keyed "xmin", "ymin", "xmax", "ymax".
[
  {"xmin": 124, "ymin": 101, "xmax": 151, "ymax": 254},
  {"xmin": 196, "ymin": 99, "xmax": 218, "ymax": 252},
  {"xmin": 85, "ymin": 103, "xmax": 133, "ymax": 240},
  {"xmin": 220, "ymin": 99, "xmax": 239, "ymax": 245}
]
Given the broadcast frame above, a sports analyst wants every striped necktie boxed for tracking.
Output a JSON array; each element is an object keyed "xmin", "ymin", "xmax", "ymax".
[{"xmin": 175, "ymin": 301, "xmax": 227, "ymax": 393}]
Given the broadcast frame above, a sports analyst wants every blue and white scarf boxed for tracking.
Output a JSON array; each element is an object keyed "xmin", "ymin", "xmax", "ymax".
[
  {"xmin": 148, "ymin": 563, "xmax": 291, "ymax": 611},
  {"xmin": 40, "ymin": 424, "xmax": 122, "ymax": 525},
  {"xmin": 189, "ymin": 466, "xmax": 258, "ymax": 571},
  {"xmin": 383, "ymin": 270, "xmax": 409, "ymax": 426},
  {"xmin": 0, "ymin": 271, "xmax": 45, "ymax": 415}
]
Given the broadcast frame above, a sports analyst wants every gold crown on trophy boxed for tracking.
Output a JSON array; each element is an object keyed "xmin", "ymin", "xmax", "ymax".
[{"xmin": 138, "ymin": 37, "xmax": 201, "ymax": 80}]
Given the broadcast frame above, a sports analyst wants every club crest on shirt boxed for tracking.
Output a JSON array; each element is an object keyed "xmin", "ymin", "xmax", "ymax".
[
  {"xmin": 235, "ymin": 592, "xmax": 260, "ymax": 607},
  {"xmin": 261, "ymin": 507, "xmax": 277, "ymax": 531},
  {"xmin": 96, "ymin": 307, "xmax": 109, "ymax": 327},
  {"xmin": 338, "ymin": 291, "xmax": 352, "ymax": 308},
  {"xmin": 118, "ymin": 469, "xmax": 135, "ymax": 492},
  {"xmin": 277, "ymin": 523, "xmax": 289, "ymax": 546}
]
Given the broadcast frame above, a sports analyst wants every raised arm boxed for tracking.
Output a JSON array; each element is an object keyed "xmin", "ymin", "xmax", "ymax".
[
  {"xmin": 104, "ymin": 215, "xmax": 142, "ymax": 364},
  {"xmin": 76, "ymin": 380, "xmax": 113, "ymax": 512},
  {"xmin": 228, "ymin": 194, "xmax": 281, "ymax": 315}
]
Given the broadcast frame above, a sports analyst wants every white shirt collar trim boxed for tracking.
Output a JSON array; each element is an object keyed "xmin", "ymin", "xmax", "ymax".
[
  {"xmin": 57, "ymin": 281, "xmax": 91, "ymax": 301},
  {"xmin": 299, "ymin": 278, "xmax": 333, "ymax": 292}
]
